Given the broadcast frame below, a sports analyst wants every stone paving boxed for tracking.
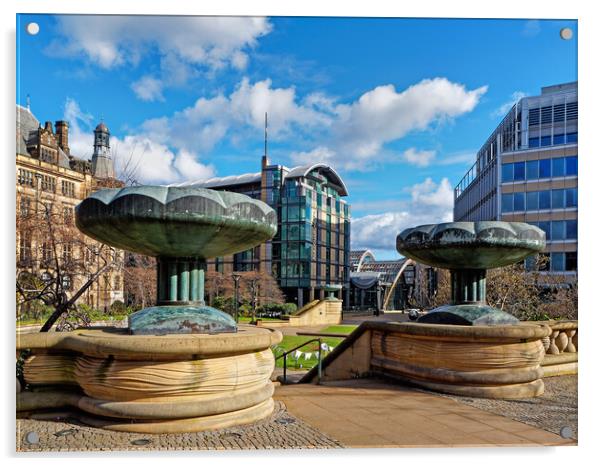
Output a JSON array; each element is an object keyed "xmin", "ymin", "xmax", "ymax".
[
  {"xmin": 274, "ymin": 378, "xmax": 576, "ymax": 448},
  {"xmin": 16, "ymin": 401, "xmax": 342, "ymax": 452},
  {"xmin": 428, "ymin": 375, "xmax": 578, "ymax": 440}
]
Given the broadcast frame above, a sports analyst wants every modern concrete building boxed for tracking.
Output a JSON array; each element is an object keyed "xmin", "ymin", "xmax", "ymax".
[
  {"xmin": 177, "ymin": 156, "xmax": 351, "ymax": 308},
  {"xmin": 454, "ymin": 82, "xmax": 577, "ymax": 276}
]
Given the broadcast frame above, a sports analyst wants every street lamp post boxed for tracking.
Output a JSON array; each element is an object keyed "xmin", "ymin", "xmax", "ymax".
[{"xmin": 232, "ymin": 273, "xmax": 241, "ymax": 323}]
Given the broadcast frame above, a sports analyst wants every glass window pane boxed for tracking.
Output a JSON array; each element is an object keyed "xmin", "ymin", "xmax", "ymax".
[
  {"xmin": 501, "ymin": 194, "xmax": 513, "ymax": 212},
  {"xmin": 513, "ymin": 192, "xmax": 525, "ymax": 211},
  {"xmin": 541, "ymin": 135, "xmax": 551, "ymax": 146},
  {"xmin": 566, "ymin": 220, "xmax": 577, "ymax": 239},
  {"xmin": 539, "ymin": 190, "xmax": 551, "ymax": 209},
  {"xmin": 552, "ymin": 189, "xmax": 565, "ymax": 208},
  {"xmin": 538, "ymin": 221, "xmax": 551, "ymax": 240},
  {"xmin": 553, "ymin": 133, "xmax": 565, "ymax": 145},
  {"xmin": 565, "ymin": 188, "xmax": 577, "ymax": 207},
  {"xmin": 551, "ymin": 221, "xmax": 565, "ymax": 240},
  {"xmin": 566, "ymin": 132, "xmax": 578, "ymax": 143},
  {"xmin": 529, "ymin": 137, "xmax": 539, "ymax": 148},
  {"xmin": 513, "ymin": 162, "xmax": 525, "ymax": 181},
  {"xmin": 565, "ymin": 156, "xmax": 577, "ymax": 176},
  {"xmin": 526, "ymin": 191, "xmax": 538, "ymax": 210},
  {"xmin": 526, "ymin": 160, "xmax": 539, "ymax": 180},
  {"xmin": 565, "ymin": 252, "xmax": 577, "ymax": 271},
  {"xmin": 552, "ymin": 158, "xmax": 565, "ymax": 177},
  {"xmin": 539, "ymin": 159, "xmax": 551, "ymax": 178},
  {"xmin": 551, "ymin": 252, "xmax": 565, "ymax": 271},
  {"xmin": 501, "ymin": 163, "xmax": 514, "ymax": 182}
]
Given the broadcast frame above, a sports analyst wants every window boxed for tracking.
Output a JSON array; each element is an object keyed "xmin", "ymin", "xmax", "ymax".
[
  {"xmin": 19, "ymin": 197, "xmax": 31, "ymax": 217},
  {"xmin": 551, "ymin": 221, "xmax": 565, "ymax": 240},
  {"xmin": 113, "ymin": 275, "xmax": 121, "ymax": 290},
  {"xmin": 565, "ymin": 156, "xmax": 577, "ymax": 176},
  {"xmin": 63, "ymin": 206, "xmax": 73, "ymax": 224},
  {"xmin": 513, "ymin": 162, "xmax": 525, "ymax": 181},
  {"xmin": 553, "ymin": 133, "xmax": 565, "ymax": 145},
  {"xmin": 40, "ymin": 175, "xmax": 56, "ymax": 193},
  {"xmin": 513, "ymin": 192, "xmax": 525, "ymax": 211},
  {"xmin": 18, "ymin": 169, "xmax": 34, "ymax": 187},
  {"xmin": 552, "ymin": 158, "xmax": 565, "ymax": 177},
  {"xmin": 566, "ymin": 132, "xmax": 578, "ymax": 143},
  {"xmin": 19, "ymin": 233, "xmax": 32, "ymax": 264},
  {"xmin": 539, "ymin": 159, "xmax": 551, "ymax": 178},
  {"xmin": 551, "ymin": 252, "xmax": 565, "ymax": 271},
  {"xmin": 566, "ymin": 220, "xmax": 577, "ymax": 239},
  {"xmin": 61, "ymin": 180, "xmax": 75, "ymax": 197},
  {"xmin": 538, "ymin": 221, "xmax": 551, "ymax": 240},
  {"xmin": 62, "ymin": 243, "xmax": 73, "ymax": 263},
  {"xmin": 41, "ymin": 242, "xmax": 52, "ymax": 263},
  {"xmin": 565, "ymin": 252, "xmax": 577, "ymax": 271},
  {"xmin": 528, "ymin": 137, "xmax": 539, "ymax": 148},
  {"xmin": 526, "ymin": 191, "xmax": 538, "ymax": 210},
  {"xmin": 502, "ymin": 194, "xmax": 513, "ymax": 213},
  {"xmin": 526, "ymin": 160, "xmax": 539, "ymax": 180},
  {"xmin": 552, "ymin": 189, "xmax": 565, "ymax": 209},
  {"xmin": 540, "ymin": 135, "xmax": 551, "ymax": 147},
  {"xmin": 61, "ymin": 275, "xmax": 72, "ymax": 290},
  {"xmin": 565, "ymin": 188, "xmax": 577, "ymax": 208},
  {"xmin": 501, "ymin": 164, "xmax": 513, "ymax": 182},
  {"xmin": 539, "ymin": 190, "xmax": 551, "ymax": 209}
]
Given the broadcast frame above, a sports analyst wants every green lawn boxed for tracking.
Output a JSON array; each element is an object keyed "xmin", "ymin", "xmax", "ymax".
[
  {"xmin": 272, "ymin": 334, "xmax": 347, "ymax": 369},
  {"xmin": 319, "ymin": 325, "xmax": 358, "ymax": 335}
]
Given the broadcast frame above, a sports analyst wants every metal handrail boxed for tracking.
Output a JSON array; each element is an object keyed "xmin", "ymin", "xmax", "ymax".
[{"xmin": 275, "ymin": 338, "xmax": 323, "ymax": 385}]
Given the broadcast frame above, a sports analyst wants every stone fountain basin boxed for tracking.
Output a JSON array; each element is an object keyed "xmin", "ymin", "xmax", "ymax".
[
  {"xmin": 397, "ymin": 221, "xmax": 545, "ymax": 269},
  {"xmin": 75, "ymin": 186, "xmax": 278, "ymax": 258},
  {"xmin": 17, "ymin": 326, "xmax": 282, "ymax": 433}
]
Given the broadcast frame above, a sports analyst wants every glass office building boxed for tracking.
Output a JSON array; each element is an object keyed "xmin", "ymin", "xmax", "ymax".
[
  {"xmin": 178, "ymin": 156, "xmax": 351, "ymax": 307},
  {"xmin": 454, "ymin": 82, "xmax": 578, "ymax": 277}
]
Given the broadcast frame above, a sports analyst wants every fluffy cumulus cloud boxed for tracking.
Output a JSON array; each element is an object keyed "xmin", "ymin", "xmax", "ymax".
[
  {"xmin": 63, "ymin": 98, "xmax": 214, "ymax": 184},
  {"xmin": 48, "ymin": 16, "xmax": 272, "ymax": 100},
  {"xmin": 140, "ymin": 77, "xmax": 328, "ymax": 154},
  {"xmin": 402, "ymin": 147, "xmax": 436, "ymax": 167},
  {"xmin": 291, "ymin": 78, "xmax": 487, "ymax": 170},
  {"xmin": 351, "ymin": 177, "xmax": 454, "ymax": 251},
  {"xmin": 137, "ymin": 76, "xmax": 485, "ymax": 170}
]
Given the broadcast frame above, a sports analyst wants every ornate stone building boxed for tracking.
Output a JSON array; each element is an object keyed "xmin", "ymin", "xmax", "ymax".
[{"xmin": 16, "ymin": 104, "xmax": 124, "ymax": 311}]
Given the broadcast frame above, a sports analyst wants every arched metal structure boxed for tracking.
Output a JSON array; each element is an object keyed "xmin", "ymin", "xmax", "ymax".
[
  {"xmin": 285, "ymin": 163, "xmax": 349, "ymax": 196},
  {"xmin": 382, "ymin": 258, "xmax": 415, "ymax": 310},
  {"xmin": 350, "ymin": 249, "xmax": 376, "ymax": 272}
]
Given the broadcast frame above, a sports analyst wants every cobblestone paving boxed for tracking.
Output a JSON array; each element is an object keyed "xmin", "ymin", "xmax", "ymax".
[
  {"xmin": 428, "ymin": 375, "xmax": 578, "ymax": 440},
  {"xmin": 16, "ymin": 401, "xmax": 343, "ymax": 452}
]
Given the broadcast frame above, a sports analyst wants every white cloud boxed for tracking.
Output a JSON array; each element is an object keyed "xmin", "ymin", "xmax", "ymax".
[
  {"xmin": 63, "ymin": 98, "xmax": 214, "ymax": 185},
  {"xmin": 48, "ymin": 16, "xmax": 272, "ymax": 99},
  {"xmin": 402, "ymin": 147, "xmax": 436, "ymax": 167},
  {"xmin": 131, "ymin": 75, "xmax": 165, "ymax": 102},
  {"xmin": 492, "ymin": 91, "xmax": 527, "ymax": 117},
  {"xmin": 141, "ymin": 77, "xmax": 327, "ymax": 154},
  {"xmin": 290, "ymin": 78, "xmax": 487, "ymax": 170},
  {"xmin": 351, "ymin": 177, "xmax": 453, "ymax": 251}
]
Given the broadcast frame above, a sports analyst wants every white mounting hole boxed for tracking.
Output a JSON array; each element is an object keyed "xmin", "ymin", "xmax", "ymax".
[
  {"xmin": 26, "ymin": 22, "xmax": 40, "ymax": 36},
  {"xmin": 560, "ymin": 28, "xmax": 573, "ymax": 40}
]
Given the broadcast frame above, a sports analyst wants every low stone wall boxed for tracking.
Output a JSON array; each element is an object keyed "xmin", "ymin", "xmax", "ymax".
[
  {"xmin": 288, "ymin": 300, "xmax": 342, "ymax": 327},
  {"xmin": 539, "ymin": 320, "xmax": 578, "ymax": 377},
  {"xmin": 256, "ymin": 299, "xmax": 342, "ymax": 328},
  {"xmin": 302, "ymin": 321, "xmax": 554, "ymax": 399},
  {"xmin": 17, "ymin": 325, "xmax": 282, "ymax": 433}
]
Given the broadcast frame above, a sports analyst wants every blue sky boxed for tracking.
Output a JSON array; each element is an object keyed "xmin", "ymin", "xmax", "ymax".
[{"xmin": 16, "ymin": 15, "xmax": 577, "ymax": 258}]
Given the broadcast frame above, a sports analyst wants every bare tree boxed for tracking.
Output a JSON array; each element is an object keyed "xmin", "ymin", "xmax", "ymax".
[
  {"xmin": 123, "ymin": 253, "xmax": 156, "ymax": 309},
  {"xmin": 16, "ymin": 201, "xmax": 123, "ymax": 332}
]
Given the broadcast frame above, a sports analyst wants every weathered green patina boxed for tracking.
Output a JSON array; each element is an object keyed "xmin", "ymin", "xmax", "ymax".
[
  {"xmin": 396, "ymin": 221, "xmax": 545, "ymax": 325},
  {"xmin": 75, "ymin": 186, "xmax": 277, "ymax": 334},
  {"xmin": 322, "ymin": 284, "xmax": 342, "ymax": 301}
]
